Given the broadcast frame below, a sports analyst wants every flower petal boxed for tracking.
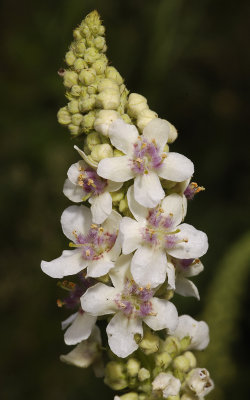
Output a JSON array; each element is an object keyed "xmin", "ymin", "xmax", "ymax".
[
  {"xmin": 158, "ymin": 153, "xmax": 194, "ymax": 182},
  {"xmin": 119, "ymin": 217, "xmax": 142, "ymax": 254},
  {"xmin": 166, "ymin": 262, "xmax": 176, "ymax": 289},
  {"xmin": 161, "ymin": 193, "xmax": 184, "ymax": 227},
  {"xmin": 64, "ymin": 312, "xmax": 97, "ymax": 345},
  {"xmin": 131, "ymin": 247, "xmax": 167, "ymax": 288},
  {"xmin": 173, "ymin": 315, "xmax": 209, "ymax": 350},
  {"xmin": 74, "ymin": 145, "xmax": 98, "ymax": 169},
  {"xmin": 81, "ymin": 283, "xmax": 118, "ymax": 315},
  {"xmin": 67, "ymin": 160, "xmax": 88, "ymax": 185},
  {"xmin": 41, "ymin": 249, "xmax": 87, "ymax": 278},
  {"xmin": 61, "ymin": 312, "xmax": 78, "ymax": 330},
  {"xmin": 168, "ymin": 223, "xmax": 208, "ymax": 259},
  {"xmin": 89, "ymin": 192, "xmax": 112, "ymax": 224},
  {"xmin": 143, "ymin": 118, "xmax": 169, "ymax": 151},
  {"xmin": 134, "ymin": 172, "xmax": 165, "ymax": 208},
  {"xmin": 127, "ymin": 185, "xmax": 148, "ymax": 222},
  {"xmin": 181, "ymin": 259, "xmax": 204, "ymax": 277},
  {"xmin": 102, "ymin": 210, "xmax": 122, "ymax": 233},
  {"xmin": 97, "ymin": 156, "xmax": 134, "ymax": 182},
  {"xmin": 63, "ymin": 178, "xmax": 86, "ymax": 202},
  {"xmin": 144, "ymin": 298, "xmax": 178, "ymax": 332},
  {"xmin": 87, "ymin": 257, "xmax": 114, "ymax": 278},
  {"xmin": 109, "ymin": 254, "xmax": 133, "ymax": 290},
  {"xmin": 107, "ymin": 312, "xmax": 143, "ymax": 358},
  {"xmin": 109, "ymin": 118, "xmax": 138, "ymax": 154},
  {"xmin": 106, "ymin": 180, "xmax": 123, "ymax": 192},
  {"xmin": 61, "ymin": 205, "xmax": 92, "ymax": 242},
  {"xmin": 175, "ymin": 276, "xmax": 200, "ymax": 300}
]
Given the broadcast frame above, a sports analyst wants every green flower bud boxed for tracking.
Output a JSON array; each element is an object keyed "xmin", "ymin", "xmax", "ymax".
[
  {"xmin": 180, "ymin": 337, "xmax": 192, "ymax": 353},
  {"xmin": 71, "ymin": 85, "xmax": 82, "ymax": 97},
  {"xmin": 183, "ymin": 352, "xmax": 196, "ymax": 369},
  {"xmin": 168, "ymin": 122, "xmax": 178, "ymax": 144},
  {"xmin": 94, "ymin": 36, "xmax": 106, "ymax": 50},
  {"xmin": 94, "ymin": 110, "xmax": 119, "ymax": 136},
  {"xmin": 98, "ymin": 78, "xmax": 119, "ymax": 93},
  {"xmin": 137, "ymin": 109, "xmax": 158, "ymax": 132},
  {"xmin": 168, "ymin": 396, "xmax": 180, "ymax": 400},
  {"xmin": 172, "ymin": 355, "xmax": 190, "ymax": 373},
  {"xmin": 74, "ymin": 40, "xmax": 86, "ymax": 57},
  {"xmin": 126, "ymin": 358, "xmax": 140, "ymax": 377},
  {"xmin": 71, "ymin": 113, "xmax": 83, "ymax": 126},
  {"xmin": 138, "ymin": 368, "xmax": 150, "ymax": 382},
  {"xmin": 85, "ymin": 10, "xmax": 102, "ymax": 35},
  {"xmin": 104, "ymin": 361, "xmax": 128, "ymax": 391},
  {"xmin": 57, "ymin": 107, "xmax": 71, "ymax": 125},
  {"xmin": 138, "ymin": 381, "xmax": 151, "ymax": 393},
  {"xmin": 163, "ymin": 289, "xmax": 175, "ymax": 300},
  {"xmin": 119, "ymin": 393, "xmax": 138, "ymax": 400},
  {"xmin": 74, "ymin": 58, "xmax": 87, "ymax": 72},
  {"xmin": 92, "ymin": 57, "xmax": 108, "ymax": 75},
  {"xmin": 99, "ymin": 25, "xmax": 105, "ymax": 35},
  {"xmin": 105, "ymin": 66, "xmax": 123, "ymax": 84},
  {"xmin": 68, "ymin": 124, "xmax": 81, "ymax": 136},
  {"xmin": 79, "ymin": 95, "xmax": 96, "ymax": 112},
  {"xmin": 114, "ymin": 149, "xmax": 124, "ymax": 157},
  {"xmin": 91, "ymin": 143, "xmax": 113, "ymax": 161},
  {"xmin": 87, "ymin": 82, "xmax": 98, "ymax": 94},
  {"xmin": 121, "ymin": 114, "xmax": 132, "ymax": 124},
  {"xmin": 139, "ymin": 330, "xmax": 159, "ymax": 355},
  {"xmin": 73, "ymin": 28, "xmax": 82, "ymax": 41},
  {"xmin": 138, "ymin": 395, "xmax": 147, "ymax": 400},
  {"xmin": 111, "ymin": 191, "xmax": 124, "ymax": 203},
  {"xmin": 173, "ymin": 369, "xmax": 185, "ymax": 382},
  {"xmin": 96, "ymin": 89, "xmax": 120, "ymax": 110},
  {"xmin": 80, "ymin": 23, "xmax": 91, "ymax": 39},
  {"xmin": 155, "ymin": 352, "xmax": 172, "ymax": 369},
  {"xmin": 63, "ymin": 71, "xmax": 78, "ymax": 88},
  {"xmin": 84, "ymin": 47, "xmax": 100, "ymax": 64},
  {"xmin": 81, "ymin": 111, "xmax": 96, "ymax": 133},
  {"xmin": 68, "ymin": 100, "xmax": 79, "ymax": 114},
  {"xmin": 65, "ymin": 51, "xmax": 76, "ymax": 66},
  {"xmin": 127, "ymin": 93, "xmax": 148, "ymax": 118},
  {"xmin": 163, "ymin": 143, "xmax": 170, "ymax": 153},
  {"xmin": 180, "ymin": 394, "xmax": 197, "ymax": 400},
  {"xmin": 86, "ymin": 132, "xmax": 101, "ymax": 150},
  {"xmin": 119, "ymin": 197, "xmax": 128, "ymax": 213},
  {"xmin": 79, "ymin": 68, "xmax": 96, "ymax": 85},
  {"xmin": 161, "ymin": 336, "xmax": 181, "ymax": 357}
]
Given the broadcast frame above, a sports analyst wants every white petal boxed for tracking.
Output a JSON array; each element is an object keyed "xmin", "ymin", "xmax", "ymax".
[
  {"xmin": 131, "ymin": 247, "xmax": 167, "ymax": 288},
  {"xmin": 61, "ymin": 205, "xmax": 92, "ymax": 242},
  {"xmin": 175, "ymin": 276, "xmax": 200, "ymax": 300},
  {"xmin": 168, "ymin": 223, "xmax": 208, "ymax": 259},
  {"xmin": 97, "ymin": 156, "xmax": 134, "ymax": 182},
  {"xmin": 109, "ymin": 118, "xmax": 138, "ymax": 154},
  {"xmin": 61, "ymin": 312, "xmax": 78, "ymax": 330},
  {"xmin": 74, "ymin": 145, "xmax": 98, "ymax": 169},
  {"xmin": 107, "ymin": 312, "xmax": 143, "ymax": 358},
  {"xmin": 108, "ymin": 236, "xmax": 122, "ymax": 261},
  {"xmin": 119, "ymin": 217, "xmax": 142, "ymax": 254},
  {"xmin": 64, "ymin": 312, "xmax": 97, "ymax": 345},
  {"xmin": 166, "ymin": 262, "xmax": 176, "ymax": 289},
  {"xmin": 182, "ymin": 195, "xmax": 188, "ymax": 219},
  {"xmin": 109, "ymin": 254, "xmax": 133, "ymax": 290},
  {"xmin": 161, "ymin": 193, "xmax": 184, "ymax": 227},
  {"xmin": 67, "ymin": 160, "xmax": 88, "ymax": 185},
  {"xmin": 134, "ymin": 172, "xmax": 165, "ymax": 208},
  {"xmin": 143, "ymin": 118, "xmax": 169, "ymax": 151},
  {"xmin": 174, "ymin": 315, "xmax": 210, "ymax": 350},
  {"xmin": 158, "ymin": 153, "xmax": 194, "ymax": 182},
  {"xmin": 81, "ymin": 283, "xmax": 118, "ymax": 315},
  {"xmin": 102, "ymin": 209, "xmax": 122, "ymax": 233},
  {"xmin": 181, "ymin": 259, "xmax": 204, "ymax": 277},
  {"xmin": 144, "ymin": 298, "xmax": 178, "ymax": 332},
  {"xmin": 87, "ymin": 257, "xmax": 114, "ymax": 278},
  {"xmin": 41, "ymin": 249, "xmax": 87, "ymax": 278},
  {"xmin": 127, "ymin": 185, "xmax": 148, "ymax": 222},
  {"xmin": 89, "ymin": 192, "xmax": 112, "ymax": 224},
  {"xmin": 106, "ymin": 180, "xmax": 123, "ymax": 192},
  {"xmin": 63, "ymin": 178, "xmax": 86, "ymax": 202}
]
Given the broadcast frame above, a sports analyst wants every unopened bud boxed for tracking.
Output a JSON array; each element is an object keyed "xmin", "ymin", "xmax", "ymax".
[
  {"xmin": 73, "ymin": 28, "xmax": 82, "ymax": 41},
  {"xmin": 152, "ymin": 373, "xmax": 181, "ymax": 398},
  {"xmin": 94, "ymin": 110, "xmax": 119, "ymax": 136},
  {"xmin": 81, "ymin": 111, "xmax": 96, "ymax": 132},
  {"xmin": 137, "ymin": 109, "xmax": 158, "ymax": 131},
  {"xmin": 91, "ymin": 143, "xmax": 113, "ymax": 161},
  {"xmin": 180, "ymin": 394, "xmax": 197, "ymax": 400},
  {"xmin": 71, "ymin": 85, "xmax": 82, "ymax": 97},
  {"xmin": 114, "ymin": 149, "xmax": 124, "ymax": 157},
  {"xmin": 74, "ymin": 58, "xmax": 87, "ymax": 72},
  {"xmin": 99, "ymin": 25, "xmax": 105, "ymax": 35},
  {"xmin": 126, "ymin": 358, "xmax": 140, "ymax": 377},
  {"xmin": 119, "ymin": 393, "xmax": 138, "ymax": 400},
  {"xmin": 104, "ymin": 361, "xmax": 128, "ymax": 391},
  {"xmin": 68, "ymin": 100, "xmax": 79, "ymax": 114},
  {"xmin": 105, "ymin": 66, "xmax": 123, "ymax": 84},
  {"xmin": 57, "ymin": 107, "xmax": 71, "ymax": 125},
  {"xmin": 155, "ymin": 352, "xmax": 172, "ymax": 369},
  {"xmin": 84, "ymin": 47, "xmax": 100, "ymax": 64},
  {"xmin": 63, "ymin": 71, "xmax": 78, "ymax": 88},
  {"xmin": 79, "ymin": 68, "xmax": 96, "ymax": 85},
  {"xmin": 127, "ymin": 93, "xmax": 148, "ymax": 118},
  {"xmin": 79, "ymin": 95, "xmax": 96, "ymax": 112},
  {"xmin": 68, "ymin": 124, "xmax": 81, "ymax": 136},
  {"xmin": 180, "ymin": 336, "xmax": 192, "ymax": 352},
  {"xmin": 119, "ymin": 197, "xmax": 128, "ymax": 213},
  {"xmin": 139, "ymin": 330, "xmax": 159, "ymax": 355},
  {"xmin": 96, "ymin": 89, "xmax": 120, "ymax": 110},
  {"xmin": 185, "ymin": 368, "xmax": 214, "ymax": 397},
  {"xmin": 121, "ymin": 114, "xmax": 132, "ymax": 124},
  {"xmin": 94, "ymin": 36, "xmax": 105, "ymax": 50},
  {"xmin": 74, "ymin": 40, "xmax": 86, "ymax": 57},
  {"xmin": 111, "ymin": 191, "xmax": 124, "ymax": 203},
  {"xmin": 98, "ymin": 78, "xmax": 119, "ymax": 93},
  {"xmin": 86, "ymin": 132, "xmax": 101, "ymax": 150},
  {"xmin": 161, "ymin": 336, "xmax": 181, "ymax": 357},
  {"xmin": 173, "ymin": 355, "xmax": 190, "ymax": 373},
  {"xmin": 138, "ymin": 368, "xmax": 150, "ymax": 382},
  {"xmin": 65, "ymin": 51, "xmax": 76, "ymax": 66},
  {"xmin": 92, "ymin": 57, "xmax": 108, "ymax": 75},
  {"xmin": 71, "ymin": 113, "xmax": 83, "ymax": 126},
  {"xmin": 168, "ymin": 122, "xmax": 178, "ymax": 143}
]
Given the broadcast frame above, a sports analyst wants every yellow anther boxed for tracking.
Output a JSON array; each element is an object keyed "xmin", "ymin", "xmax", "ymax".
[
  {"xmin": 161, "ymin": 153, "xmax": 167, "ymax": 158},
  {"xmin": 136, "ymin": 157, "xmax": 143, "ymax": 163},
  {"xmin": 169, "ymin": 213, "xmax": 173, "ymax": 217},
  {"xmin": 99, "ymin": 227, "xmax": 104, "ymax": 233},
  {"xmin": 91, "ymin": 224, "xmax": 98, "ymax": 229},
  {"xmin": 144, "ymin": 170, "xmax": 149, "ymax": 174},
  {"xmin": 141, "ymin": 142, "xmax": 147, "ymax": 149},
  {"xmin": 152, "ymin": 138, "xmax": 156, "ymax": 144},
  {"xmin": 57, "ymin": 299, "xmax": 64, "ymax": 308},
  {"xmin": 139, "ymin": 287, "xmax": 144, "ymax": 291},
  {"xmin": 146, "ymin": 284, "xmax": 151, "ymax": 290},
  {"xmin": 87, "ymin": 178, "xmax": 96, "ymax": 188},
  {"xmin": 85, "ymin": 249, "xmax": 91, "ymax": 257},
  {"xmin": 159, "ymin": 208, "xmax": 164, "ymax": 213}
]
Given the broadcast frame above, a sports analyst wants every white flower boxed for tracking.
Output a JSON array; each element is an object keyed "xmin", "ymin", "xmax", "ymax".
[
  {"xmin": 41, "ymin": 205, "xmax": 121, "ymax": 279},
  {"xmin": 81, "ymin": 254, "xmax": 178, "ymax": 358},
  {"xmin": 170, "ymin": 257, "xmax": 204, "ymax": 299},
  {"xmin": 97, "ymin": 118, "xmax": 194, "ymax": 208},
  {"xmin": 63, "ymin": 159, "xmax": 122, "ymax": 224},
  {"xmin": 173, "ymin": 315, "xmax": 210, "ymax": 351},
  {"xmin": 60, "ymin": 325, "xmax": 104, "ymax": 377},
  {"xmin": 152, "ymin": 372, "xmax": 181, "ymax": 398},
  {"xmin": 61, "ymin": 310, "xmax": 97, "ymax": 345},
  {"xmin": 119, "ymin": 187, "xmax": 208, "ymax": 288},
  {"xmin": 185, "ymin": 368, "xmax": 214, "ymax": 398}
]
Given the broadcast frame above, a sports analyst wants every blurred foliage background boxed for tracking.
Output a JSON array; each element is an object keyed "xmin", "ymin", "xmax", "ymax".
[{"xmin": 1, "ymin": 0, "xmax": 250, "ymax": 399}]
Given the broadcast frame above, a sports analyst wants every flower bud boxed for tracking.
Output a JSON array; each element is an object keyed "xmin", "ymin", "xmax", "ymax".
[
  {"xmin": 99, "ymin": 25, "xmax": 105, "ymax": 35},
  {"xmin": 85, "ymin": 10, "xmax": 102, "ymax": 35},
  {"xmin": 172, "ymin": 355, "xmax": 190, "ymax": 373},
  {"xmin": 104, "ymin": 361, "xmax": 128, "ymax": 391},
  {"xmin": 138, "ymin": 368, "xmax": 150, "ymax": 382},
  {"xmin": 63, "ymin": 71, "xmax": 78, "ymax": 88},
  {"xmin": 80, "ymin": 23, "xmax": 91, "ymax": 39},
  {"xmin": 96, "ymin": 89, "xmax": 120, "ymax": 110},
  {"xmin": 68, "ymin": 124, "xmax": 81, "ymax": 136},
  {"xmin": 161, "ymin": 336, "xmax": 181, "ymax": 357},
  {"xmin": 81, "ymin": 111, "xmax": 96, "ymax": 132},
  {"xmin": 180, "ymin": 336, "xmax": 192, "ymax": 352},
  {"xmin": 183, "ymin": 352, "xmax": 196, "ymax": 369},
  {"xmin": 155, "ymin": 352, "xmax": 172, "ymax": 369},
  {"xmin": 79, "ymin": 68, "xmax": 96, "ymax": 85},
  {"xmin": 98, "ymin": 78, "xmax": 119, "ymax": 93},
  {"xmin": 73, "ymin": 28, "xmax": 82, "ymax": 41},
  {"xmin": 168, "ymin": 396, "xmax": 180, "ymax": 400},
  {"xmin": 163, "ymin": 143, "xmax": 170, "ymax": 153},
  {"xmin": 121, "ymin": 114, "xmax": 132, "ymax": 124},
  {"xmin": 119, "ymin": 393, "xmax": 138, "ymax": 400},
  {"xmin": 87, "ymin": 82, "xmax": 98, "ymax": 94},
  {"xmin": 111, "ymin": 191, "xmax": 124, "ymax": 203},
  {"xmin": 119, "ymin": 197, "xmax": 128, "ymax": 213},
  {"xmin": 94, "ymin": 110, "xmax": 119, "ymax": 136},
  {"xmin": 152, "ymin": 373, "xmax": 181, "ymax": 398},
  {"xmin": 74, "ymin": 58, "xmax": 87, "ymax": 72},
  {"xmin": 139, "ymin": 330, "xmax": 159, "ymax": 355},
  {"xmin": 168, "ymin": 122, "xmax": 178, "ymax": 143},
  {"xmin": 127, "ymin": 93, "xmax": 148, "ymax": 118},
  {"xmin": 137, "ymin": 109, "xmax": 158, "ymax": 131},
  {"xmin": 71, "ymin": 85, "xmax": 82, "ymax": 97},
  {"xmin": 114, "ymin": 149, "xmax": 124, "ymax": 157},
  {"xmin": 138, "ymin": 395, "xmax": 146, "ymax": 400},
  {"xmin": 94, "ymin": 36, "xmax": 106, "ymax": 50},
  {"xmin": 57, "ymin": 107, "xmax": 71, "ymax": 125},
  {"xmin": 71, "ymin": 113, "xmax": 83, "ymax": 126},
  {"xmin": 68, "ymin": 100, "xmax": 79, "ymax": 114},
  {"xmin": 79, "ymin": 95, "xmax": 96, "ymax": 112},
  {"xmin": 86, "ymin": 132, "xmax": 101, "ymax": 150},
  {"xmin": 180, "ymin": 394, "xmax": 197, "ymax": 400},
  {"xmin": 126, "ymin": 358, "xmax": 140, "ymax": 377},
  {"xmin": 92, "ymin": 58, "xmax": 108, "ymax": 75},
  {"xmin": 185, "ymin": 368, "xmax": 214, "ymax": 397},
  {"xmin": 65, "ymin": 51, "xmax": 76, "ymax": 66},
  {"xmin": 91, "ymin": 143, "xmax": 113, "ymax": 161},
  {"xmin": 84, "ymin": 47, "xmax": 100, "ymax": 64},
  {"xmin": 74, "ymin": 40, "xmax": 86, "ymax": 57},
  {"xmin": 105, "ymin": 66, "xmax": 123, "ymax": 84}
]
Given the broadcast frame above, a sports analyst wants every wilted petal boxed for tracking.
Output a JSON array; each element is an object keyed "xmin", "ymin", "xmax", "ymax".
[
  {"xmin": 173, "ymin": 315, "xmax": 210, "ymax": 350},
  {"xmin": 134, "ymin": 172, "xmax": 165, "ymax": 208},
  {"xmin": 97, "ymin": 156, "xmax": 134, "ymax": 182},
  {"xmin": 64, "ymin": 312, "xmax": 97, "ymax": 345},
  {"xmin": 144, "ymin": 298, "xmax": 178, "ymax": 332},
  {"xmin": 41, "ymin": 249, "xmax": 87, "ymax": 278},
  {"xmin": 158, "ymin": 153, "xmax": 194, "ymax": 182}
]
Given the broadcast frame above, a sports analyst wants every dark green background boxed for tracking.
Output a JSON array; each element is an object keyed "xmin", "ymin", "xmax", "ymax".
[{"xmin": 1, "ymin": 0, "xmax": 250, "ymax": 399}]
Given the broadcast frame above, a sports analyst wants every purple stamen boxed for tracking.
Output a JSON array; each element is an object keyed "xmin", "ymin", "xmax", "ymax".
[{"xmin": 131, "ymin": 136, "xmax": 163, "ymax": 175}]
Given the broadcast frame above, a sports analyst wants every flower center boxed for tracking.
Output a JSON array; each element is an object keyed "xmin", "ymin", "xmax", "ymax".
[
  {"xmin": 78, "ymin": 166, "xmax": 107, "ymax": 196},
  {"xmin": 115, "ymin": 279, "xmax": 154, "ymax": 318},
  {"xmin": 71, "ymin": 224, "xmax": 117, "ymax": 260},
  {"xmin": 131, "ymin": 136, "xmax": 165, "ymax": 175}
]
